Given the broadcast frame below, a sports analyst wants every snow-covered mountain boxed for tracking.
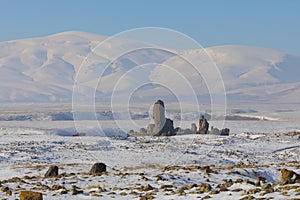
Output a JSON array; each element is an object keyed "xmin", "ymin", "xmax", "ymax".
[{"xmin": 0, "ymin": 31, "xmax": 299, "ymax": 105}]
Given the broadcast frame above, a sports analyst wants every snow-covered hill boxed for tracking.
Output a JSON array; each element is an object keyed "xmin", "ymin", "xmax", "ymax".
[{"xmin": 0, "ymin": 31, "xmax": 299, "ymax": 106}]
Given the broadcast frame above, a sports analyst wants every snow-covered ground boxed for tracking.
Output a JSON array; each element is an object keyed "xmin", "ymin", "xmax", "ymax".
[{"xmin": 0, "ymin": 115, "xmax": 300, "ymax": 199}]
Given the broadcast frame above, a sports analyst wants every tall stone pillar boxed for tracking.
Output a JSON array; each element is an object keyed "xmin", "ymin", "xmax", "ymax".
[{"xmin": 152, "ymin": 100, "xmax": 166, "ymax": 135}]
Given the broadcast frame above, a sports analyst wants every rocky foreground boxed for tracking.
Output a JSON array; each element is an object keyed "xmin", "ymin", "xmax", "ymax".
[
  {"xmin": 1, "ymin": 161, "xmax": 300, "ymax": 199},
  {"xmin": 0, "ymin": 131, "xmax": 299, "ymax": 199}
]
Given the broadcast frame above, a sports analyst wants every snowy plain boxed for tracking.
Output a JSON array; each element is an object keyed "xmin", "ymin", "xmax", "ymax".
[{"xmin": 0, "ymin": 105, "xmax": 299, "ymax": 199}]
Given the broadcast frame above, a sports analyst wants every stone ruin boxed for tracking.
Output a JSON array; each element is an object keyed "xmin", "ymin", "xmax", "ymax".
[
  {"xmin": 174, "ymin": 123, "xmax": 197, "ymax": 135},
  {"xmin": 128, "ymin": 99, "xmax": 229, "ymax": 137},
  {"xmin": 147, "ymin": 100, "xmax": 175, "ymax": 136}
]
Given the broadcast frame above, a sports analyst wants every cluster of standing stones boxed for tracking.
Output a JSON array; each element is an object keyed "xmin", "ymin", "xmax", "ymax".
[{"xmin": 130, "ymin": 100, "xmax": 230, "ymax": 137}]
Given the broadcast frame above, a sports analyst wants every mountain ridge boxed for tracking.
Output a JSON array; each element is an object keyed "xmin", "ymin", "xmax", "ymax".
[{"xmin": 0, "ymin": 31, "xmax": 299, "ymax": 105}]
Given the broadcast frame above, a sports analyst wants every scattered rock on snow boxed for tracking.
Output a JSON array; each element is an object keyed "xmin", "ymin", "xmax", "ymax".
[
  {"xmin": 51, "ymin": 185, "xmax": 66, "ymax": 191},
  {"xmin": 203, "ymin": 166, "xmax": 212, "ymax": 174},
  {"xmin": 281, "ymin": 168, "xmax": 300, "ymax": 184},
  {"xmin": 261, "ymin": 183, "xmax": 274, "ymax": 194},
  {"xmin": 255, "ymin": 176, "xmax": 267, "ymax": 186},
  {"xmin": 2, "ymin": 186, "xmax": 10, "ymax": 192},
  {"xmin": 71, "ymin": 185, "xmax": 83, "ymax": 195},
  {"xmin": 90, "ymin": 163, "xmax": 107, "ymax": 175},
  {"xmin": 20, "ymin": 191, "xmax": 43, "ymax": 200},
  {"xmin": 2, "ymin": 186, "xmax": 12, "ymax": 196},
  {"xmin": 44, "ymin": 165, "xmax": 59, "ymax": 178},
  {"xmin": 143, "ymin": 184, "xmax": 154, "ymax": 191},
  {"xmin": 198, "ymin": 183, "xmax": 212, "ymax": 193},
  {"xmin": 220, "ymin": 128, "xmax": 230, "ymax": 136},
  {"xmin": 140, "ymin": 192, "xmax": 154, "ymax": 200}
]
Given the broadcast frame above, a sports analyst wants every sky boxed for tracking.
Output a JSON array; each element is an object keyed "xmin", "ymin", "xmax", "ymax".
[{"xmin": 1, "ymin": 0, "xmax": 300, "ymax": 55}]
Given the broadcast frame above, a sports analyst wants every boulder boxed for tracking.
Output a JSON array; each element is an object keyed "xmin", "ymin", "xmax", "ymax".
[
  {"xmin": 174, "ymin": 127, "xmax": 182, "ymax": 135},
  {"xmin": 281, "ymin": 168, "xmax": 300, "ymax": 184},
  {"xmin": 20, "ymin": 191, "xmax": 43, "ymax": 200},
  {"xmin": 198, "ymin": 183, "xmax": 212, "ymax": 193},
  {"xmin": 90, "ymin": 163, "xmax": 107, "ymax": 175},
  {"xmin": 220, "ymin": 128, "xmax": 230, "ymax": 136},
  {"xmin": 127, "ymin": 130, "xmax": 135, "ymax": 136},
  {"xmin": 139, "ymin": 128, "xmax": 147, "ymax": 135},
  {"xmin": 44, "ymin": 165, "xmax": 58, "ymax": 178},
  {"xmin": 154, "ymin": 118, "xmax": 175, "ymax": 136},
  {"xmin": 71, "ymin": 185, "xmax": 83, "ymax": 195}
]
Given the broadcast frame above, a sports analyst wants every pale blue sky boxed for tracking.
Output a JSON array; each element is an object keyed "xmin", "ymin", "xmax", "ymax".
[{"xmin": 1, "ymin": 0, "xmax": 299, "ymax": 55}]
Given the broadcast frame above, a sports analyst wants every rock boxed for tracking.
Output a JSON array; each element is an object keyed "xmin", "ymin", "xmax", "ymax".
[
  {"xmin": 44, "ymin": 165, "xmax": 59, "ymax": 178},
  {"xmin": 2, "ymin": 186, "xmax": 9, "ymax": 192},
  {"xmin": 247, "ymin": 188, "xmax": 261, "ymax": 194},
  {"xmin": 217, "ymin": 180, "xmax": 233, "ymax": 191},
  {"xmin": 198, "ymin": 183, "xmax": 212, "ymax": 193},
  {"xmin": 6, "ymin": 189, "xmax": 12, "ymax": 195},
  {"xmin": 198, "ymin": 115, "xmax": 209, "ymax": 134},
  {"xmin": 240, "ymin": 196, "xmax": 255, "ymax": 200},
  {"xmin": 139, "ymin": 128, "xmax": 147, "ymax": 135},
  {"xmin": 20, "ymin": 191, "xmax": 43, "ymax": 200},
  {"xmin": 235, "ymin": 178, "xmax": 243, "ymax": 183},
  {"xmin": 151, "ymin": 100, "xmax": 175, "ymax": 136},
  {"xmin": 147, "ymin": 124, "xmax": 155, "ymax": 135},
  {"xmin": 71, "ymin": 185, "xmax": 83, "ymax": 195},
  {"xmin": 203, "ymin": 166, "xmax": 212, "ymax": 174},
  {"xmin": 152, "ymin": 100, "xmax": 166, "ymax": 135},
  {"xmin": 178, "ymin": 184, "xmax": 198, "ymax": 193},
  {"xmin": 2, "ymin": 186, "xmax": 12, "ymax": 196},
  {"xmin": 174, "ymin": 127, "xmax": 182, "ymax": 134},
  {"xmin": 255, "ymin": 176, "xmax": 267, "ymax": 186},
  {"xmin": 127, "ymin": 130, "xmax": 136, "ymax": 136},
  {"xmin": 243, "ymin": 179, "xmax": 255, "ymax": 185},
  {"xmin": 72, "ymin": 132, "xmax": 86, "ymax": 136},
  {"xmin": 220, "ymin": 128, "xmax": 230, "ymax": 136},
  {"xmin": 119, "ymin": 191, "xmax": 127, "ymax": 196},
  {"xmin": 281, "ymin": 168, "xmax": 300, "ymax": 184},
  {"xmin": 6, "ymin": 177, "xmax": 24, "ymax": 183},
  {"xmin": 209, "ymin": 126, "xmax": 220, "ymax": 135},
  {"xmin": 155, "ymin": 118, "xmax": 175, "ymax": 136},
  {"xmin": 261, "ymin": 183, "xmax": 274, "ymax": 193},
  {"xmin": 143, "ymin": 184, "xmax": 153, "ymax": 191},
  {"xmin": 191, "ymin": 123, "xmax": 197, "ymax": 134},
  {"xmin": 231, "ymin": 188, "xmax": 243, "ymax": 192},
  {"xmin": 90, "ymin": 163, "xmax": 107, "ymax": 175},
  {"xmin": 60, "ymin": 190, "xmax": 68, "ymax": 194},
  {"xmin": 51, "ymin": 185, "xmax": 66, "ymax": 190},
  {"xmin": 71, "ymin": 188, "xmax": 83, "ymax": 195},
  {"xmin": 140, "ymin": 193, "xmax": 153, "ymax": 200},
  {"xmin": 201, "ymin": 195, "xmax": 211, "ymax": 199},
  {"xmin": 209, "ymin": 190, "xmax": 220, "ymax": 194}
]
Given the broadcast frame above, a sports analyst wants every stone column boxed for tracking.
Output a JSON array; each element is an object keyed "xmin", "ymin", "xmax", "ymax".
[{"xmin": 152, "ymin": 100, "xmax": 166, "ymax": 135}]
